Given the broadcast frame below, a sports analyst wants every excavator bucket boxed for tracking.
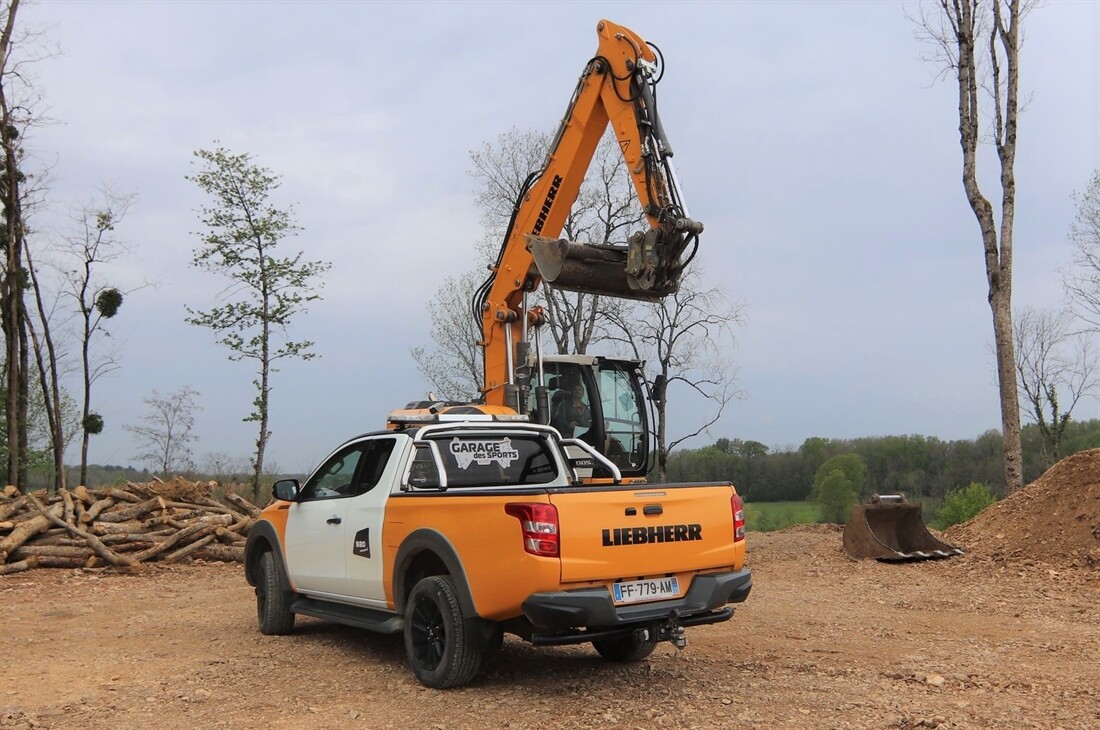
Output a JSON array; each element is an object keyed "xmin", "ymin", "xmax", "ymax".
[
  {"xmin": 528, "ymin": 234, "xmax": 669, "ymax": 302},
  {"xmin": 527, "ymin": 223, "xmax": 701, "ymax": 303},
  {"xmin": 842, "ymin": 494, "xmax": 963, "ymax": 562}
]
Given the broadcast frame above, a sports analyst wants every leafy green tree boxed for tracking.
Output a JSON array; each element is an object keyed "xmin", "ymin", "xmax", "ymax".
[
  {"xmin": 798, "ymin": 436, "xmax": 831, "ymax": 493},
  {"xmin": 935, "ymin": 482, "xmax": 997, "ymax": 529},
  {"xmin": 186, "ymin": 145, "xmax": 331, "ymax": 499},
  {"xmin": 816, "ymin": 469, "xmax": 857, "ymax": 524},
  {"xmin": 813, "ymin": 454, "xmax": 867, "ymax": 500}
]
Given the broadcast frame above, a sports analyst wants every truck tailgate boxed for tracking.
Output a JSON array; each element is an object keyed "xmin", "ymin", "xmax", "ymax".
[{"xmin": 549, "ymin": 484, "xmax": 739, "ymax": 583}]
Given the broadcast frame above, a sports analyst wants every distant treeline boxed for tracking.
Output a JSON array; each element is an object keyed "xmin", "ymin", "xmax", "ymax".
[
  {"xmin": 666, "ymin": 419, "xmax": 1100, "ymax": 502},
  {"xmin": 23, "ymin": 464, "xmax": 302, "ymax": 491}
]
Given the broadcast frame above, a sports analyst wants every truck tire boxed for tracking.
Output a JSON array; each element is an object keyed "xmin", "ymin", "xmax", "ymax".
[
  {"xmin": 256, "ymin": 551, "xmax": 295, "ymax": 635},
  {"xmin": 404, "ymin": 575, "xmax": 483, "ymax": 688},
  {"xmin": 592, "ymin": 632, "xmax": 657, "ymax": 662}
]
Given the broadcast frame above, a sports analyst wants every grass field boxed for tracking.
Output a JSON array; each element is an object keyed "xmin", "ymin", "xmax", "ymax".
[
  {"xmin": 743, "ymin": 496, "xmax": 946, "ymax": 532},
  {"xmin": 743, "ymin": 500, "xmax": 823, "ymax": 532}
]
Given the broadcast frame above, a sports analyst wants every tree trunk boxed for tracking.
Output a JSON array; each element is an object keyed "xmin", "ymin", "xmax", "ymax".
[
  {"xmin": 655, "ymin": 381, "xmax": 668, "ymax": 482},
  {"xmin": 16, "ymin": 311, "xmax": 27, "ymax": 487},
  {"xmin": 947, "ymin": 0, "xmax": 1024, "ymax": 494},
  {"xmin": 0, "ymin": 501, "xmax": 61, "ymax": 559},
  {"xmin": 0, "ymin": 0, "xmax": 24, "ymax": 493},
  {"xmin": 24, "ymin": 245, "xmax": 68, "ymax": 490},
  {"xmin": 252, "ymin": 316, "xmax": 271, "ymax": 502},
  {"xmin": 991, "ymin": 290, "xmax": 1023, "ymax": 491}
]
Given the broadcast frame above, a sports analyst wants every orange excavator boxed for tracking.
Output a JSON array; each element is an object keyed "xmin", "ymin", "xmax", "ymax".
[{"xmin": 432, "ymin": 19, "xmax": 702, "ymax": 480}]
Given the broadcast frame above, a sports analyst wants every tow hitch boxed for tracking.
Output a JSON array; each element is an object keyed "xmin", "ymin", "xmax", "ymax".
[{"xmin": 641, "ymin": 610, "xmax": 688, "ymax": 649}]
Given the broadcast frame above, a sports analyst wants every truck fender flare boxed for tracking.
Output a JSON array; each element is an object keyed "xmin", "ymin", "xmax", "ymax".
[
  {"xmin": 244, "ymin": 520, "xmax": 292, "ymax": 593},
  {"xmin": 392, "ymin": 528, "xmax": 478, "ymax": 618}
]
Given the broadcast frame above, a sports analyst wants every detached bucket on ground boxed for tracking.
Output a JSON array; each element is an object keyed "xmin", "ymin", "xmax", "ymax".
[{"xmin": 843, "ymin": 494, "xmax": 963, "ymax": 562}]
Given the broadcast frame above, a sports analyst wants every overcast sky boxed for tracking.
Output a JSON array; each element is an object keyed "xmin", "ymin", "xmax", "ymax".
[{"xmin": 17, "ymin": 0, "xmax": 1100, "ymax": 474}]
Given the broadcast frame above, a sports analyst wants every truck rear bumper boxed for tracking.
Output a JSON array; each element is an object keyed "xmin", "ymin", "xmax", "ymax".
[{"xmin": 522, "ymin": 568, "xmax": 752, "ymax": 632}]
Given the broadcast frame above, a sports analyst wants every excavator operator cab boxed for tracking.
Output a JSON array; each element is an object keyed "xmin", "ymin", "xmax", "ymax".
[{"xmin": 535, "ymin": 356, "xmax": 650, "ymax": 479}]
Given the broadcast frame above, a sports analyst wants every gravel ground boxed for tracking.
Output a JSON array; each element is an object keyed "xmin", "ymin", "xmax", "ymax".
[{"xmin": 2, "ymin": 525, "xmax": 1097, "ymax": 730}]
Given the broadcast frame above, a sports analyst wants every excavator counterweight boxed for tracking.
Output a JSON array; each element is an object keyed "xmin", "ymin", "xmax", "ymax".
[{"xmin": 843, "ymin": 494, "xmax": 963, "ymax": 562}]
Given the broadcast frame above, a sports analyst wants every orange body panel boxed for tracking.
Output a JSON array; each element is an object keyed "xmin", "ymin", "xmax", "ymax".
[
  {"xmin": 550, "ymin": 486, "xmax": 745, "ymax": 583},
  {"xmin": 261, "ymin": 502, "xmax": 291, "ymax": 552},
  {"xmin": 382, "ymin": 494, "xmax": 565, "ymax": 619},
  {"xmin": 382, "ymin": 484, "xmax": 745, "ymax": 621}
]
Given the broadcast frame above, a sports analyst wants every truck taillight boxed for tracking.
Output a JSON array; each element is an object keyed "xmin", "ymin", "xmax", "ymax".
[
  {"xmin": 732, "ymin": 494, "xmax": 746, "ymax": 542},
  {"xmin": 505, "ymin": 503, "xmax": 560, "ymax": 557}
]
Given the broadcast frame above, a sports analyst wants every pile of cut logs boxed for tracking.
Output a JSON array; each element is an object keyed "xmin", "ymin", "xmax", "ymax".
[{"xmin": 0, "ymin": 479, "xmax": 260, "ymax": 576}]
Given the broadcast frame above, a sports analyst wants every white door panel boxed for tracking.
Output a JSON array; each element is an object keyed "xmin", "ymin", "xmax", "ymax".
[
  {"xmin": 284, "ymin": 499, "xmax": 350, "ymax": 595},
  {"xmin": 345, "ymin": 438, "xmax": 407, "ymax": 602}
]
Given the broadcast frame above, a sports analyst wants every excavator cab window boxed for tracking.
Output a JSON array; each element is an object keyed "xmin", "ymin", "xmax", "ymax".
[
  {"xmin": 533, "ymin": 360, "xmax": 650, "ymax": 478},
  {"xmin": 595, "ymin": 363, "xmax": 647, "ymax": 472},
  {"xmin": 536, "ymin": 364, "xmax": 588, "ymax": 437}
]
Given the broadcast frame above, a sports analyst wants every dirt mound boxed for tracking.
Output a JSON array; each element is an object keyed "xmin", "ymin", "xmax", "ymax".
[{"xmin": 946, "ymin": 448, "xmax": 1100, "ymax": 566}]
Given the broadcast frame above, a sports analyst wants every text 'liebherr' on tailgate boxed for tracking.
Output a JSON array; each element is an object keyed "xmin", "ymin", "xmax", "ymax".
[{"xmin": 549, "ymin": 485, "xmax": 742, "ymax": 583}]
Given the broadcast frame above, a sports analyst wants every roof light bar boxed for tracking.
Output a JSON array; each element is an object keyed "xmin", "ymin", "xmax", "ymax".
[{"xmin": 387, "ymin": 413, "xmax": 531, "ymax": 426}]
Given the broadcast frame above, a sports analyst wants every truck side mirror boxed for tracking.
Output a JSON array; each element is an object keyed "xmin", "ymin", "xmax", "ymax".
[{"xmin": 273, "ymin": 479, "xmax": 300, "ymax": 501}]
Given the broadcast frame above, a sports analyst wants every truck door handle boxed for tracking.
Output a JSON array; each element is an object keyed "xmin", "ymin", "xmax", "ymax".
[
  {"xmin": 327, "ymin": 517, "xmax": 342, "ymax": 525},
  {"xmin": 643, "ymin": 505, "xmax": 663, "ymax": 516}
]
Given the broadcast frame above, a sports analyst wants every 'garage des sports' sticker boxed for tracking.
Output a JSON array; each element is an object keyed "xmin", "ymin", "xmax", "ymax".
[{"xmin": 449, "ymin": 438, "xmax": 519, "ymax": 469}]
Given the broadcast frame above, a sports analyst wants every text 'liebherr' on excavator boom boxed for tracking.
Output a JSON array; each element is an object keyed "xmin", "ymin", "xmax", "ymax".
[{"xmin": 466, "ymin": 20, "xmax": 702, "ymax": 477}]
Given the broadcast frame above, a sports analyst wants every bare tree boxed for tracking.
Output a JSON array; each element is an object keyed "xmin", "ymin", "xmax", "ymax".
[
  {"xmin": 22, "ymin": 242, "xmax": 68, "ymax": 489},
  {"xmin": 914, "ymin": 0, "xmax": 1034, "ymax": 493},
  {"xmin": 1, "ymin": 2, "xmax": 65, "ymax": 491},
  {"xmin": 0, "ymin": 0, "xmax": 29, "ymax": 490},
  {"xmin": 59, "ymin": 189, "xmax": 134, "ymax": 487},
  {"xmin": 410, "ymin": 269, "xmax": 484, "ymax": 401},
  {"xmin": 198, "ymin": 451, "xmax": 252, "ymax": 485},
  {"xmin": 465, "ymin": 127, "xmax": 643, "ymax": 356},
  {"xmin": 125, "ymin": 386, "xmax": 201, "ymax": 478},
  {"xmin": 186, "ymin": 145, "xmax": 331, "ymax": 501},
  {"xmin": 604, "ymin": 268, "xmax": 745, "ymax": 481},
  {"xmin": 1062, "ymin": 170, "xmax": 1100, "ymax": 328},
  {"xmin": 1012, "ymin": 306, "xmax": 1097, "ymax": 467}
]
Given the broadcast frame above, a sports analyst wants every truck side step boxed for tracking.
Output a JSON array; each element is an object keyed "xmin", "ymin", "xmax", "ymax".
[{"xmin": 290, "ymin": 597, "xmax": 404, "ymax": 634}]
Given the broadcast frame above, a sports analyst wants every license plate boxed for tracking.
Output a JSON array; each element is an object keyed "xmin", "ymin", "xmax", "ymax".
[{"xmin": 611, "ymin": 577, "xmax": 680, "ymax": 604}]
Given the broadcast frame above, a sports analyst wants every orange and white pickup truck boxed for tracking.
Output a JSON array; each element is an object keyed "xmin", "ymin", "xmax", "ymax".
[{"xmin": 244, "ymin": 414, "xmax": 751, "ymax": 688}]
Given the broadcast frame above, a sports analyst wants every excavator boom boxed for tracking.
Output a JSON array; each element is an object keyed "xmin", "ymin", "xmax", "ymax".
[{"xmin": 477, "ymin": 20, "xmax": 702, "ymax": 405}]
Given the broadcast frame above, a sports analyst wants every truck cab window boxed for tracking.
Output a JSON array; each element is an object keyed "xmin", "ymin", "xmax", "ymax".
[
  {"xmin": 353, "ymin": 438, "xmax": 397, "ymax": 495},
  {"xmin": 431, "ymin": 434, "xmax": 558, "ymax": 487},
  {"xmin": 300, "ymin": 444, "xmax": 364, "ymax": 500},
  {"xmin": 407, "ymin": 445, "xmax": 441, "ymax": 489}
]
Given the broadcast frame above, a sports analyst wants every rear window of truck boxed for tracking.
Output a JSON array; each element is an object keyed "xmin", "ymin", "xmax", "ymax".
[{"xmin": 413, "ymin": 434, "xmax": 559, "ymax": 488}]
